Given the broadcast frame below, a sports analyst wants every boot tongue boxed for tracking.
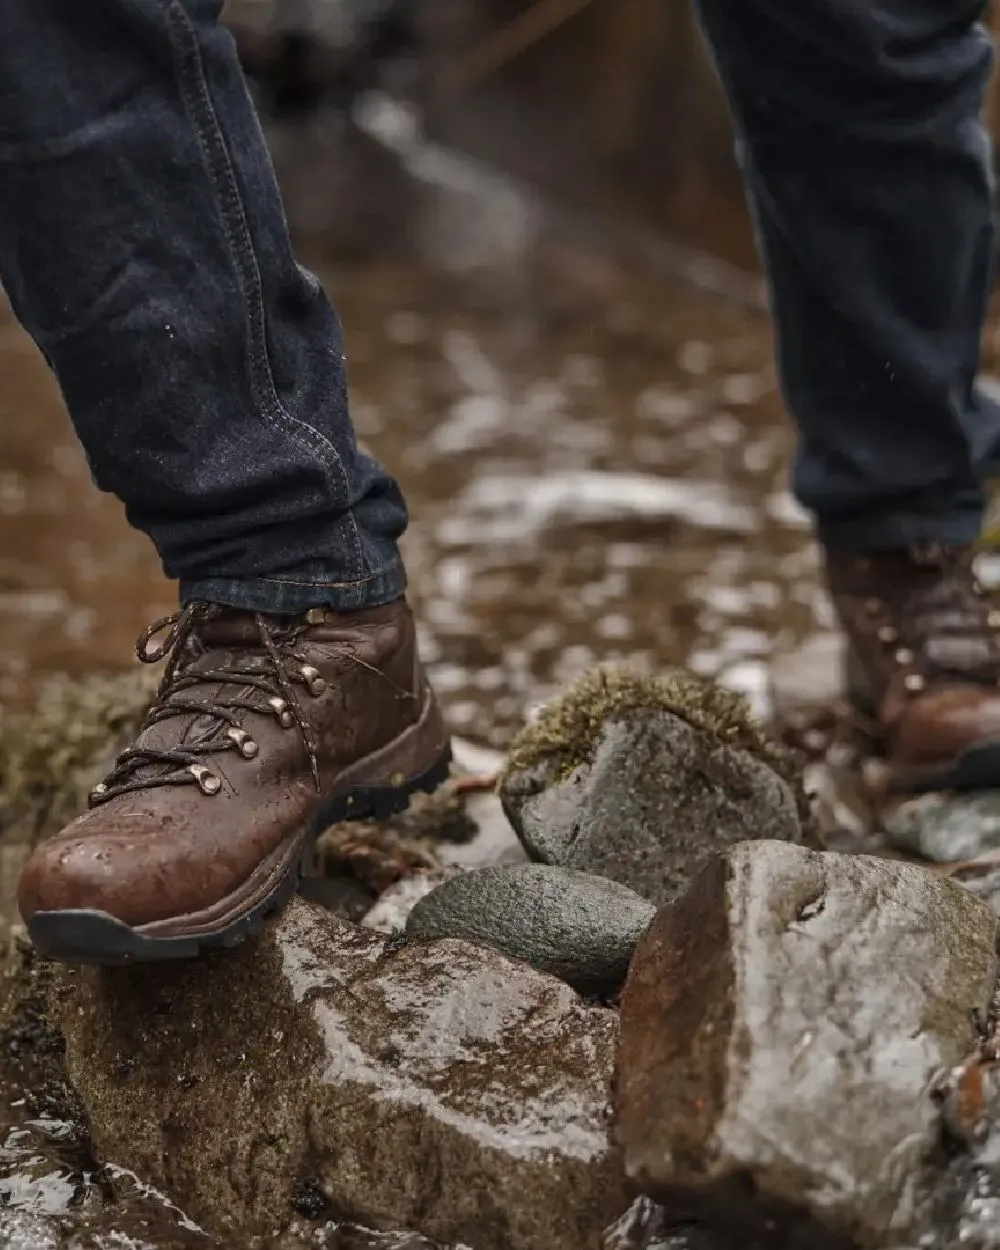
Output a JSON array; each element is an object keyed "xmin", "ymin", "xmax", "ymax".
[
  {"xmin": 194, "ymin": 609, "xmax": 299, "ymax": 650},
  {"xmin": 152, "ymin": 611, "xmax": 282, "ymax": 752}
]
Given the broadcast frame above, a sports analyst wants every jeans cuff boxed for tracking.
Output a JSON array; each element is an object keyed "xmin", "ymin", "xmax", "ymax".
[
  {"xmin": 815, "ymin": 508, "xmax": 985, "ymax": 551},
  {"xmin": 179, "ymin": 561, "xmax": 408, "ymax": 614}
]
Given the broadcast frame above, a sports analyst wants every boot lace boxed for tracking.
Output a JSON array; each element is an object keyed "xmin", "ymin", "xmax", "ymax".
[
  {"xmin": 863, "ymin": 544, "xmax": 1000, "ymax": 691},
  {"xmin": 90, "ymin": 603, "xmax": 321, "ymax": 805}
]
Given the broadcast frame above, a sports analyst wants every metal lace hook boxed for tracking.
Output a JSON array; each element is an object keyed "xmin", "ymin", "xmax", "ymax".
[{"xmin": 253, "ymin": 612, "xmax": 321, "ymax": 792}]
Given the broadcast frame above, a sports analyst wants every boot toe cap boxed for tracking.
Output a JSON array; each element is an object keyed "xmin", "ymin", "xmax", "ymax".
[{"xmin": 17, "ymin": 834, "xmax": 138, "ymax": 924}]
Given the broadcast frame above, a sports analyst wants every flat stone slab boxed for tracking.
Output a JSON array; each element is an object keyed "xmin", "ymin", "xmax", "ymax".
[{"xmin": 56, "ymin": 897, "xmax": 628, "ymax": 1250}]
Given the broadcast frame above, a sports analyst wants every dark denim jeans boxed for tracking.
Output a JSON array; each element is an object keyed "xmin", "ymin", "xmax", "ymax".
[
  {"xmin": 0, "ymin": 1, "xmax": 998, "ymax": 619},
  {"xmin": 696, "ymin": 0, "xmax": 1000, "ymax": 549},
  {"xmin": 0, "ymin": 0, "xmax": 407, "ymax": 613}
]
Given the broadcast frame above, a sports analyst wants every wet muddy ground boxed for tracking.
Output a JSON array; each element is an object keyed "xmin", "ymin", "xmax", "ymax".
[
  {"xmin": 5, "ymin": 109, "xmax": 1000, "ymax": 1248},
  {"xmin": 0, "ymin": 113, "xmax": 812, "ymax": 738}
]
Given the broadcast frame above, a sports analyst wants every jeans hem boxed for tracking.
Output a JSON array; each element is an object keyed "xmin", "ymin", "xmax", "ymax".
[
  {"xmin": 816, "ymin": 509, "xmax": 984, "ymax": 551},
  {"xmin": 179, "ymin": 562, "xmax": 407, "ymax": 614}
]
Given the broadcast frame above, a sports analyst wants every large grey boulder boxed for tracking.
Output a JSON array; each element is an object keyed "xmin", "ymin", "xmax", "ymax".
[
  {"xmin": 55, "ymin": 897, "xmax": 628, "ymax": 1250},
  {"xmin": 406, "ymin": 863, "xmax": 656, "ymax": 997},
  {"xmin": 500, "ymin": 666, "xmax": 811, "ymax": 907},
  {"xmin": 616, "ymin": 841, "xmax": 1000, "ymax": 1249}
]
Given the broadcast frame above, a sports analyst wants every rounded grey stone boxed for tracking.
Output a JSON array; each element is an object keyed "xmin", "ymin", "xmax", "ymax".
[
  {"xmin": 405, "ymin": 863, "xmax": 657, "ymax": 997},
  {"xmin": 883, "ymin": 791, "xmax": 1000, "ymax": 864}
]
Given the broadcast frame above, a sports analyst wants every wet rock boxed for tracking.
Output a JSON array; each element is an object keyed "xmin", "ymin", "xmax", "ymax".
[
  {"xmin": 0, "ymin": 1209, "xmax": 61, "ymax": 1250},
  {"xmin": 56, "ymin": 897, "xmax": 627, "ymax": 1250},
  {"xmin": 258, "ymin": 1218, "xmax": 446, "ymax": 1250},
  {"xmin": 616, "ymin": 840, "xmax": 1000, "ymax": 1249},
  {"xmin": 500, "ymin": 666, "xmax": 810, "ymax": 907},
  {"xmin": 604, "ymin": 1200, "xmax": 752, "ymax": 1250},
  {"xmin": 406, "ymin": 864, "xmax": 656, "ymax": 997},
  {"xmin": 883, "ymin": 791, "xmax": 1000, "ymax": 864},
  {"xmin": 932, "ymin": 1056, "xmax": 1000, "ymax": 1250}
]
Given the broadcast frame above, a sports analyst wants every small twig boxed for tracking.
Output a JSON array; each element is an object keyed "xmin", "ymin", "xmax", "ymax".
[{"xmin": 452, "ymin": 773, "xmax": 500, "ymax": 796}]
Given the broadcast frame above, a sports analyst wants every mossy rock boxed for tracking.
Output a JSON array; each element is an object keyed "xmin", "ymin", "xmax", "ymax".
[
  {"xmin": 500, "ymin": 664, "xmax": 814, "ymax": 908},
  {"xmin": 503, "ymin": 663, "xmax": 810, "ymax": 823}
]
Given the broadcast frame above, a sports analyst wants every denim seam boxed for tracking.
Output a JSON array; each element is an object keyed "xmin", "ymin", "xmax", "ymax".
[
  {"xmin": 160, "ymin": 0, "xmax": 365, "ymax": 577},
  {"xmin": 194, "ymin": 568, "xmax": 400, "ymax": 590}
]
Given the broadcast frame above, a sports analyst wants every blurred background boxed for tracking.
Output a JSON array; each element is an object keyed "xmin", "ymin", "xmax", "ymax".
[{"xmin": 3, "ymin": 0, "xmax": 1000, "ymax": 746}]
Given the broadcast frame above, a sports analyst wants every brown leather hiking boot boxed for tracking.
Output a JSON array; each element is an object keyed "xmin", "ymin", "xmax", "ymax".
[
  {"xmin": 17, "ymin": 598, "xmax": 450, "ymax": 964},
  {"xmin": 824, "ymin": 542, "xmax": 1000, "ymax": 793}
]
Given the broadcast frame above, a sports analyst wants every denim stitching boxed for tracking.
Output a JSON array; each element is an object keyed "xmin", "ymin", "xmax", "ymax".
[
  {"xmin": 159, "ymin": 0, "xmax": 365, "ymax": 575},
  {"xmin": 181, "ymin": 566, "xmax": 406, "ymax": 612},
  {"xmin": 238, "ymin": 569, "xmax": 402, "ymax": 589}
]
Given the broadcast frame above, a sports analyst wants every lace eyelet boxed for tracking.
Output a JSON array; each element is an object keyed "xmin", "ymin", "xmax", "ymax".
[
  {"xmin": 894, "ymin": 647, "xmax": 915, "ymax": 666},
  {"xmin": 189, "ymin": 764, "xmax": 222, "ymax": 795},
  {"xmin": 903, "ymin": 672, "xmax": 925, "ymax": 694},
  {"xmin": 268, "ymin": 696, "xmax": 295, "ymax": 728},
  {"xmin": 226, "ymin": 726, "xmax": 259, "ymax": 759},
  {"xmin": 876, "ymin": 625, "xmax": 898, "ymax": 644},
  {"xmin": 299, "ymin": 665, "xmax": 326, "ymax": 696},
  {"xmin": 863, "ymin": 598, "xmax": 882, "ymax": 617}
]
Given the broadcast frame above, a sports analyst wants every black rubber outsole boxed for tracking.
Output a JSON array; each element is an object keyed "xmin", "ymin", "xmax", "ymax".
[
  {"xmin": 887, "ymin": 738, "xmax": 1000, "ymax": 795},
  {"xmin": 26, "ymin": 742, "xmax": 453, "ymax": 966},
  {"xmin": 849, "ymin": 683, "xmax": 1000, "ymax": 794}
]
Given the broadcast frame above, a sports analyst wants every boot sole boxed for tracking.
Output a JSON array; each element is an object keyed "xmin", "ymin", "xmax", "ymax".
[
  {"xmin": 848, "ymin": 663, "xmax": 1000, "ymax": 793},
  {"xmin": 879, "ymin": 738, "xmax": 1000, "ymax": 795},
  {"xmin": 26, "ymin": 742, "xmax": 452, "ymax": 966}
]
